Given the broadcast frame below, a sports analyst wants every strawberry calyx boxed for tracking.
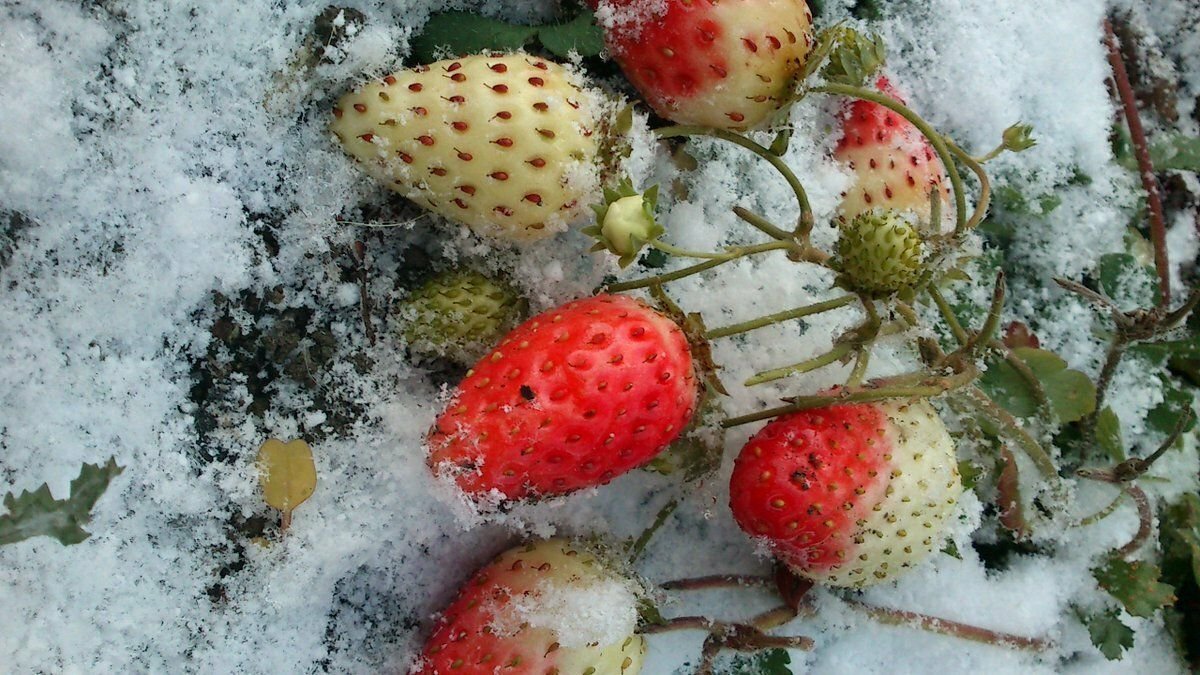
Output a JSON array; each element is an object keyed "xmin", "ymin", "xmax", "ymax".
[{"xmin": 585, "ymin": 178, "xmax": 665, "ymax": 268}]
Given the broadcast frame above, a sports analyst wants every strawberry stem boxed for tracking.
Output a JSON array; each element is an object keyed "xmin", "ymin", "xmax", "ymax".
[
  {"xmin": 656, "ymin": 126, "xmax": 816, "ymax": 241},
  {"xmin": 648, "ymin": 239, "xmax": 753, "ymax": 260},
  {"xmin": 627, "ymin": 498, "xmax": 679, "ymax": 563},
  {"xmin": 660, "ymin": 575, "xmax": 773, "ymax": 591},
  {"xmin": 945, "ymin": 140, "xmax": 992, "ymax": 232},
  {"xmin": 704, "ymin": 294, "xmax": 858, "ymax": 339},
  {"xmin": 606, "ymin": 241, "xmax": 793, "ymax": 292},
  {"xmin": 842, "ymin": 597, "xmax": 1053, "ymax": 652},
  {"xmin": 847, "ymin": 347, "xmax": 871, "ymax": 387},
  {"xmin": 813, "ymin": 83, "xmax": 969, "ymax": 235},
  {"xmin": 926, "ymin": 285, "xmax": 970, "ymax": 345},
  {"xmin": 723, "ymin": 369, "xmax": 977, "ymax": 427},
  {"xmin": 747, "ymin": 342, "xmax": 857, "ymax": 386},
  {"xmin": 733, "ymin": 206, "xmax": 795, "ymax": 241},
  {"xmin": 959, "ymin": 271, "xmax": 1006, "ymax": 358},
  {"xmin": 955, "ymin": 386, "xmax": 1059, "ymax": 480},
  {"xmin": 1072, "ymin": 491, "xmax": 1126, "ymax": 528}
]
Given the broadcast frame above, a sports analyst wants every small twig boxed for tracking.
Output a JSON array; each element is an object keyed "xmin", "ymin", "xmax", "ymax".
[
  {"xmin": 843, "ymin": 598, "xmax": 1053, "ymax": 652},
  {"xmin": 733, "ymin": 206, "xmax": 793, "ymax": 241},
  {"xmin": 945, "ymin": 139, "xmax": 992, "ymax": 231},
  {"xmin": 747, "ymin": 342, "xmax": 856, "ymax": 386},
  {"xmin": 960, "ymin": 271, "xmax": 1006, "ymax": 357},
  {"xmin": 1073, "ymin": 491, "xmax": 1126, "ymax": 528},
  {"xmin": 1104, "ymin": 19, "xmax": 1171, "ymax": 307}
]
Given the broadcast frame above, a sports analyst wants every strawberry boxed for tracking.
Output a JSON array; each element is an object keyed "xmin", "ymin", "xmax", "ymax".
[
  {"xmin": 398, "ymin": 269, "xmax": 527, "ymax": 366},
  {"xmin": 834, "ymin": 76, "xmax": 949, "ymax": 224},
  {"xmin": 331, "ymin": 54, "xmax": 609, "ymax": 242},
  {"xmin": 427, "ymin": 294, "xmax": 698, "ymax": 503},
  {"xmin": 835, "ymin": 210, "xmax": 925, "ymax": 295},
  {"xmin": 728, "ymin": 399, "xmax": 961, "ymax": 588},
  {"xmin": 594, "ymin": 0, "xmax": 814, "ymax": 130},
  {"xmin": 415, "ymin": 538, "xmax": 646, "ymax": 674}
]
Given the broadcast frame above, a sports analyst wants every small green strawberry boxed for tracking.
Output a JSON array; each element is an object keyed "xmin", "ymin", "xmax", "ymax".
[
  {"xmin": 398, "ymin": 270, "xmax": 526, "ymax": 365},
  {"xmin": 835, "ymin": 211, "xmax": 924, "ymax": 295},
  {"xmin": 584, "ymin": 180, "xmax": 664, "ymax": 268}
]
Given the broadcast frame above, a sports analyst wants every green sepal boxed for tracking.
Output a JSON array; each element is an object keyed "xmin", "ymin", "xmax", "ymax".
[
  {"xmin": 819, "ymin": 27, "xmax": 887, "ymax": 88},
  {"xmin": 1002, "ymin": 123, "xmax": 1037, "ymax": 153}
]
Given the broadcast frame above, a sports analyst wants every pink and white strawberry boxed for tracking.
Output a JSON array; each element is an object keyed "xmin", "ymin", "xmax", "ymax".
[
  {"xmin": 415, "ymin": 538, "xmax": 646, "ymax": 674},
  {"xmin": 729, "ymin": 399, "xmax": 961, "ymax": 588},
  {"xmin": 834, "ymin": 76, "xmax": 949, "ymax": 225},
  {"xmin": 331, "ymin": 54, "xmax": 610, "ymax": 242},
  {"xmin": 427, "ymin": 294, "xmax": 699, "ymax": 502},
  {"xmin": 593, "ymin": 0, "xmax": 814, "ymax": 130}
]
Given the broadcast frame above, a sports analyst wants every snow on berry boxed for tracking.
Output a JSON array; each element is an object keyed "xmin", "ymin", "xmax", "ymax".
[
  {"xmin": 415, "ymin": 538, "xmax": 645, "ymax": 674},
  {"xmin": 729, "ymin": 399, "xmax": 961, "ymax": 588},
  {"xmin": 427, "ymin": 294, "xmax": 699, "ymax": 503},
  {"xmin": 331, "ymin": 54, "xmax": 610, "ymax": 242},
  {"xmin": 594, "ymin": 0, "xmax": 814, "ymax": 130},
  {"xmin": 834, "ymin": 76, "xmax": 949, "ymax": 225}
]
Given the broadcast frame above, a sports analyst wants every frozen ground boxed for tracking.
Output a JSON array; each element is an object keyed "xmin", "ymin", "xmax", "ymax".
[{"xmin": 0, "ymin": 0, "xmax": 1197, "ymax": 672}]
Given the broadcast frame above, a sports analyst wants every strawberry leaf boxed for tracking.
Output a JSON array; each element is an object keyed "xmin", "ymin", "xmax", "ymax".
[
  {"xmin": 1161, "ymin": 493, "xmax": 1200, "ymax": 588},
  {"xmin": 1095, "ymin": 407, "xmax": 1126, "ymax": 463},
  {"xmin": 979, "ymin": 347, "xmax": 1096, "ymax": 423},
  {"xmin": 1098, "ymin": 253, "xmax": 1157, "ymax": 309},
  {"xmin": 1082, "ymin": 608, "xmax": 1135, "ymax": 660},
  {"xmin": 0, "ymin": 457, "xmax": 124, "ymax": 546},
  {"xmin": 411, "ymin": 12, "xmax": 539, "ymax": 63},
  {"xmin": 1146, "ymin": 382, "xmax": 1196, "ymax": 437},
  {"xmin": 1094, "ymin": 556, "xmax": 1176, "ymax": 618},
  {"xmin": 537, "ymin": 12, "xmax": 604, "ymax": 58}
]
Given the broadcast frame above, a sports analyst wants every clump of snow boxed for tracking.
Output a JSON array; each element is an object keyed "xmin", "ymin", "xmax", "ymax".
[{"xmin": 505, "ymin": 576, "xmax": 640, "ymax": 649}]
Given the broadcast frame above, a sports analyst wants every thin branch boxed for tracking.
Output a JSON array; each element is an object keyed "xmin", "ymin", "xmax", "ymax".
[
  {"xmin": 605, "ymin": 241, "xmax": 791, "ymax": 292},
  {"xmin": 704, "ymin": 294, "xmax": 858, "ymax": 340},
  {"xmin": 628, "ymin": 499, "xmax": 679, "ymax": 564},
  {"xmin": 1104, "ymin": 19, "xmax": 1171, "ymax": 307},
  {"xmin": 844, "ymin": 598, "xmax": 1054, "ymax": 651},
  {"xmin": 927, "ymin": 285, "xmax": 970, "ymax": 345},
  {"xmin": 660, "ymin": 575, "xmax": 773, "ymax": 591},
  {"xmin": 733, "ymin": 206, "xmax": 793, "ymax": 241},
  {"xmin": 945, "ymin": 139, "xmax": 992, "ymax": 231}
]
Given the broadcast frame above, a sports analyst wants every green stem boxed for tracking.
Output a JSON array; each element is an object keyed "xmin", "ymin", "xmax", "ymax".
[
  {"xmin": 656, "ymin": 125, "xmax": 815, "ymax": 239},
  {"xmin": 1073, "ymin": 491, "xmax": 1125, "ymax": 528},
  {"xmin": 961, "ymin": 271, "xmax": 1006, "ymax": 357},
  {"xmin": 946, "ymin": 140, "xmax": 992, "ymax": 232},
  {"xmin": 723, "ymin": 370, "xmax": 975, "ymax": 428},
  {"xmin": 733, "ymin": 206, "xmax": 792, "ymax": 241},
  {"xmin": 704, "ymin": 294, "xmax": 858, "ymax": 339},
  {"xmin": 747, "ymin": 342, "xmax": 856, "ymax": 386},
  {"xmin": 813, "ymin": 83, "xmax": 969, "ymax": 235},
  {"xmin": 927, "ymin": 285, "xmax": 970, "ymax": 345},
  {"xmin": 648, "ymin": 239, "xmax": 736, "ymax": 260},
  {"xmin": 847, "ymin": 347, "xmax": 871, "ymax": 387},
  {"xmin": 958, "ymin": 386, "xmax": 1059, "ymax": 479},
  {"xmin": 605, "ymin": 241, "xmax": 791, "ymax": 292}
]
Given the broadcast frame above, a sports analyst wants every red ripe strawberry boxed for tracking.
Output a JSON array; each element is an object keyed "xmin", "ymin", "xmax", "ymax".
[
  {"xmin": 416, "ymin": 538, "xmax": 646, "ymax": 674},
  {"xmin": 427, "ymin": 294, "xmax": 698, "ymax": 502},
  {"xmin": 834, "ymin": 76, "xmax": 949, "ymax": 224},
  {"xmin": 594, "ymin": 0, "xmax": 814, "ymax": 130},
  {"xmin": 729, "ymin": 399, "xmax": 961, "ymax": 588}
]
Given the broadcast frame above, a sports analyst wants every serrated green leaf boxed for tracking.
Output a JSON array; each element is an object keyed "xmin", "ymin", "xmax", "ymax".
[
  {"xmin": 537, "ymin": 11, "xmax": 604, "ymax": 58},
  {"xmin": 721, "ymin": 648, "xmax": 792, "ymax": 675},
  {"xmin": 1119, "ymin": 132, "xmax": 1200, "ymax": 173},
  {"xmin": 638, "ymin": 248, "xmax": 668, "ymax": 269},
  {"xmin": 1094, "ymin": 556, "xmax": 1176, "ymax": 618},
  {"xmin": 979, "ymin": 347, "xmax": 1096, "ymax": 423},
  {"xmin": 411, "ymin": 11, "xmax": 538, "ymax": 63},
  {"xmin": 1095, "ymin": 407, "xmax": 1126, "ymax": 463},
  {"xmin": 1098, "ymin": 253, "xmax": 1157, "ymax": 309},
  {"xmin": 0, "ymin": 457, "xmax": 123, "ymax": 547},
  {"xmin": 1084, "ymin": 609, "xmax": 1135, "ymax": 660},
  {"xmin": 1134, "ymin": 337, "xmax": 1200, "ymax": 363}
]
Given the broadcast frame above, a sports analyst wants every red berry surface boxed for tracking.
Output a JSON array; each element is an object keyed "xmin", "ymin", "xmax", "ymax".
[
  {"xmin": 834, "ymin": 76, "xmax": 949, "ymax": 224},
  {"xmin": 596, "ymin": 0, "xmax": 813, "ymax": 129},
  {"xmin": 427, "ymin": 294, "xmax": 698, "ymax": 502},
  {"xmin": 729, "ymin": 400, "xmax": 960, "ymax": 588}
]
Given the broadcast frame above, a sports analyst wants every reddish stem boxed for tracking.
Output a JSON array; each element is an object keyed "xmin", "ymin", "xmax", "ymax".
[
  {"xmin": 1104, "ymin": 19, "xmax": 1171, "ymax": 307},
  {"xmin": 845, "ymin": 598, "xmax": 1053, "ymax": 651}
]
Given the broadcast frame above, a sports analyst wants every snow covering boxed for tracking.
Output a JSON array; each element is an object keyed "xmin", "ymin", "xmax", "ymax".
[{"xmin": 0, "ymin": 0, "xmax": 1196, "ymax": 673}]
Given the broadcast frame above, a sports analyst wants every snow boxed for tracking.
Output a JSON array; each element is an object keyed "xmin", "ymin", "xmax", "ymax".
[{"xmin": 0, "ymin": 0, "xmax": 1196, "ymax": 673}]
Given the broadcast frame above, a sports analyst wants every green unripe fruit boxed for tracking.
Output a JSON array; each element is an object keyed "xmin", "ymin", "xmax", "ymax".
[
  {"xmin": 398, "ymin": 270, "xmax": 525, "ymax": 365},
  {"xmin": 836, "ymin": 211, "xmax": 925, "ymax": 294}
]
